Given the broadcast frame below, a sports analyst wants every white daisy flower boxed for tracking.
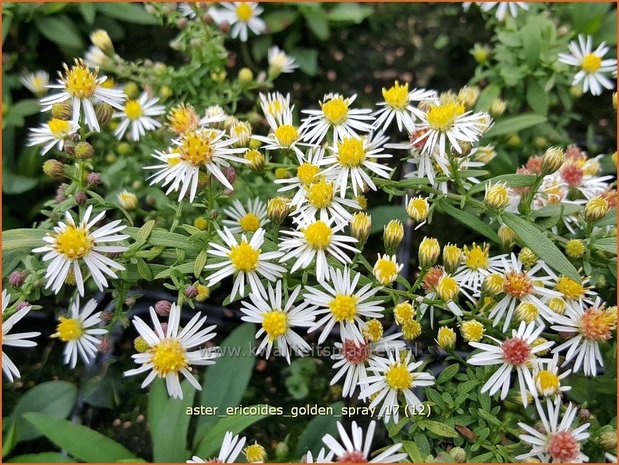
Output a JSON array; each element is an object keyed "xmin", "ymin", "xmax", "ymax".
[
  {"xmin": 467, "ymin": 321, "xmax": 554, "ymax": 406},
  {"xmin": 322, "ymin": 421, "xmax": 407, "ymax": 463},
  {"xmin": 305, "ymin": 266, "xmax": 385, "ymax": 345},
  {"xmin": 223, "ymin": 198, "xmax": 269, "ymax": 234},
  {"xmin": 478, "ymin": 2, "xmax": 529, "ymax": 21},
  {"xmin": 558, "ymin": 156, "xmax": 614, "ymax": 200},
  {"xmin": 359, "ymin": 350, "xmax": 436, "ymax": 423},
  {"xmin": 259, "ymin": 92, "xmax": 292, "ymax": 126},
  {"xmin": 40, "ymin": 60, "xmax": 126, "ymax": 132},
  {"xmin": 517, "ymin": 398, "xmax": 590, "ymax": 463},
  {"xmin": 27, "ymin": 118, "xmax": 78, "ymax": 155},
  {"xmin": 187, "ymin": 432, "xmax": 246, "ymax": 462},
  {"xmin": 2, "ymin": 290, "xmax": 40, "ymax": 382},
  {"xmin": 300, "ymin": 93, "xmax": 374, "ymax": 144},
  {"xmin": 558, "ymin": 34, "xmax": 616, "ymax": 96},
  {"xmin": 419, "ymin": 268, "xmax": 464, "ymax": 321},
  {"xmin": 291, "ymin": 176, "xmax": 360, "ymax": 226},
  {"xmin": 217, "ymin": 2, "xmax": 266, "ymax": 42},
  {"xmin": 453, "ymin": 243, "xmax": 507, "ymax": 299},
  {"xmin": 551, "ymin": 297, "xmax": 616, "ymax": 376},
  {"xmin": 84, "ymin": 45, "xmax": 112, "ymax": 69},
  {"xmin": 331, "ymin": 332, "xmax": 405, "ymax": 398},
  {"xmin": 125, "ymin": 302, "xmax": 220, "ymax": 399},
  {"xmin": 52, "ymin": 297, "xmax": 106, "ymax": 368},
  {"xmin": 32, "ymin": 206, "xmax": 129, "ymax": 296},
  {"xmin": 268, "ymin": 46, "xmax": 299, "ymax": 75},
  {"xmin": 320, "ymin": 134, "xmax": 393, "ymax": 198},
  {"xmin": 304, "ymin": 448, "xmax": 334, "ymax": 463},
  {"xmin": 113, "ymin": 91, "xmax": 165, "ymax": 141},
  {"xmin": 412, "ymin": 101, "xmax": 490, "ymax": 156},
  {"xmin": 240, "ymin": 281, "xmax": 316, "ymax": 363},
  {"xmin": 275, "ymin": 147, "xmax": 325, "ymax": 207},
  {"xmin": 373, "ymin": 81, "xmax": 437, "ymax": 133},
  {"xmin": 205, "ymin": 227, "xmax": 285, "ymax": 300},
  {"xmin": 252, "ymin": 107, "xmax": 309, "ymax": 159},
  {"xmin": 20, "ymin": 70, "xmax": 49, "ymax": 96},
  {"xmin": 532, "ymin": 352, "xmax": 572, "ymax": 399},
  {"xmin": 487, "ymin": 253, "xmax": 562, "ymax": 331},
  {"xmin": 279, "ymin": 218, "xmax": 359, "ymax": 282},
  {"xmin": 145, "ymin": 128, "xmax": 247, "ymax": 202}
]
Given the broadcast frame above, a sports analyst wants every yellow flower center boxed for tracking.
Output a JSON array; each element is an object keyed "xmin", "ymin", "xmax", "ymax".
[
  {"xmin": 64, "ymin": 64, "xmax": 97, "ymax": 99},
  {"xmin": 362, "ymin": 319, "xmax": 383, "ymax": 342},
  {"xmin": 394, "ymin": 301, "xmax": 415, "ymax": 325},
  {"xmin": 245, "ymin": 443, "xmax": 267, "ymax": 463},
  {"xmin": 382, "ymin": 81, "xmax": 409, "ymax": 110},
  {"xmin": 56, "ymin": 317, "xmax": 84, "ymax": 341},
  {"xmin": 464, "ymin": 244, "xmax": 490, "ymax": 270},
  {"xmin": 48, "ymin": 118, "xmax": 73, "ymax": 138},
  {"xmin": 461, "ymin": 320, "xmax": 485, "ymax": 342},
  {"xmin": 426, "ymin": 102, "xmax": 465, "ymax": 132},
  {"xmin": 516, "ymin": 302, "xmax": 539, "ymax": 323},
  {"xmin": 229, "ymin": 241, "xmax": 260, "ymax": 272},
  {"xmin": 579, "ymin": 308, "xmax": 617, "ymax": 341},
  {"xmin": 374, "ymin": 258, "xmax": 398, "ymax": 285},
  {"xmin": 236, "ymin": 3, "xmax": 253, "ymax": 22},
  {"xmin": 555, "ymin": 276, "xmax": 585, "ymax": 300},
  {"xmin": 261, "ymin": 310, "xmax": 288, "ymax": 341},
  {"xmin": 124, "ymin": 99, "xmax": 143, "ymax": 120},
  {"xmin": 536, "ymin": 370, "xmax": 560, "ymax": 396},
  {"xmin": 328, "ymin": 294, "xmax": 358, "ymax": 322},
  {"xmin": 238, "ymin": 213, "xmax": 260, "ymax": 233},
  {"xmin": 436, "ymin": 275, "xmax": 459, "ymax": 301},
  {"xmin": 55, "ymin": 225, "xmax": 94, "ymax": 260},
  {"xmin": 582, "ymin": 53, "xmax": 602, "ymax": 73},
  {"xmin": 302, "ymin": 221, "xmax": 332, "ymax": 249},
  {"xmin": 274, "ymin": 124, "xmax": 299, "ymax": 147},
  {"xmin": 296, "ymin": 162, "xmax": 319, "ymax": 186},
  {"xmin": 337, "ymin": 137, "xmax": 366, "ymax": 167},
  {"xmin": 503, "ymin": 271, "xmax": 533, "ymax": 298},
  {"xmin": 180, "ymin": 131, "xmax": 214, "ymax": 166},
  {"xmin": 321, "ymin": 96, "xmax": 349, "ymax": 125},
  {"xmin": 150, "ymin": 338, "xmax": 188, "ymax": 376},
  {"xmin": 306, "ymin": 178, "xmax": 334, "ymax": 209},
  {"xmin": 168, "ymin": 104, "xmax": 199, "ymax": 135},
  {"xmin": 385, "ymin": 362, "xmax": 413, "ymax": 390}
]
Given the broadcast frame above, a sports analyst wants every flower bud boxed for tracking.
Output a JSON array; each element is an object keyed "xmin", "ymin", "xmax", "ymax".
[
  {"xmin": 418, "ymin": 237, "xmax": 440, "ymax": 268},
  {"xmin": 437, "ymin": 326, "xmax": 456, "ymax": 350},
  {"xmin": 267, "ymin": 197, "xmax": 290, "ymax": 225},
  {"xmin": 118, "ymin": 190, "xmax": 138, "ymax": 210},
  {"xmin": 223, "ymin": 166, "xmax": 236, "ymax": 185},
  {"xmin": 134, "ymin": 336, "xmax": 150, "ymax": 353},
  {"xmin": 238, "ymin": 67, "xmax": 254, "ymax": 83},
  {"xmin": 275, "ymin": 442, "xmax": 289, "ymax": 462},
  {"xmin": 245, "ymin": 442, "xmax": 267, "ymax": 463},
  {"xmin": 350, "ymin": 212, "xmax": 371, "ymax": 244},
  {"xmin": 406, "ymin": 196, "xmax": 429, "ymax": 222},
  {"xmin": 194, "ymin": 216, "xmax": 208, "ymax": 230},
  {"xmin": 402, "ymin": 320, "xmax": 422, "ymax": 340},
  {"xmin": 450, "ymin": 447, "xmax": 467, "ymax": 463},
  {"xmin": 518, "ymin": 247, "xmax": 538, "ymax": 268},
  {"xmin": 472, "ymin": 145, "xmax": 496, "ymax": 164},
  {"xmin": 373, "ymin": 254, "xmax": 401, "ymax": 286},
  {"xmin": 124, "ymin": 82, "xmax": 139, "ymax": 99},
  {"xmin": 98, "ymin": 337, "xmax": 111, "ymax": 353},
  {"xmin": 43, "ymin": 159, "xmax": 65, "ymax": 179},
  {"xmin": 443, "ymin": 244, "xmax": 462, "ymax": 274},
  {"xmin": 471, "ymin": 43, "xmax": 491, "ymax": 64},
  {"xmin": 51, "ymin": 102, "xmax": 73, "ymax": 120},
  {"xmin": 460, "ymin": 320, "xmax": 485, "ymax": 342},
  {"xmin": 95, "ymin": 103, "xmax": 114, "ymax": 126},
  {"xmin": 547, "ymin": 297, "xmax": 566, "ymax": 315},
  {"xmin": 498, "ymin": 225, "xmax": 517, "ymax": 248},
  {"xmin": 394, "ymin": 301, "xmax": 415, "ymax": 325},
  {"xmin": 484, "ymin": 182, "xmax": 509, "ymax": 209},
  {"xmin": 195, "ymin": 284, "xmax": 210, "ymax": 302},
  {"xmin": 362, "ymin": 319, "xmax": 384, "ymax": 342},
  {"xmin": 541, "ymin": 147, "xmax": 565, "ymax": 174},
  {"xmin": 483, "ymin": 273, "xmax": 504, "ymax": 296},
  {"xmin": 74, "ymin": 191, "xmax": 87, "ymax": 205},
  {"xmin": 155, "ymin": 300, "xmax": 172, "ymax": 316},
  {"xmin": 489, "ymin": 98, "xmax": 506, "ymax": 118},
  {"xmin": 185, "ymin": 285, "xmax": 198, "ymax": 299},
  {"xmin": 230, "ymin": 121, "xmax": 253, "ymax": 147},
  {"xmin": 383, "ymin": 220, "xmax": 404, "ymax": 253},
  {"xmin": 458, "ymin": 86, "xmax": 480, "ymax": 109},
  {"xmin": 9, "ymin": 271, "xmax": 25, "ymax": 288},
  {"xmin": 437, "ymin": 275, "xmax": 459, "ymax": 301},
  {"xmin": 87, "ymin": 172, "xmax": 101, "ymax": 187},
  {"xmin": 74, "ymin": 141, "xmax": 94, "ymax": 160},
  {"xmin": 599, "ymin": 431, "xmax": 617, "ymax": 451},
  {"xmin": 564, "ymin": 239, "xmax": 585, "ymax": 258},
  {"xmin": 15, "ymin": 301, "xmax": 30, "ymax": 311},
  {"xmin": 245, "ymin": 149, "xmax": 265, "ymax": 171},
  {"xmin": 584, "ymin": 196, "xmax": 609, "ymax": 221},
  {"xmin": 515, "ymin": 302, "xmax": 539, "ymax": 323},
  {"xmin": 275, "ymin": 168, "xmax": 291, "ymax": 179},
  {"xmin": 90, "ymin": 29, "xmax": 114, "ymax": 55}
]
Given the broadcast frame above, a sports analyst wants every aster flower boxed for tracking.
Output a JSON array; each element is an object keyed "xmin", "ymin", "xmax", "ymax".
[
  {"xmin": 32, "ymin": 206, "xmax": 129, "ymax": 296},
  {"xmin": 304, "ymin": 448, "xmax": 335, "ymax": 463},
  {"xmin": 320, "ymin": 134, "xmax": 393, "ymax": 198},
  {"xmin": 559, "ymin": 34, "xmax": 616, "ymax": 96},
  {"xmin": 373, "ymin": 254, "xmax": 403, "ymax": 286},
  {"xmin": 125, "ymin": 301, "xmax": 220, "ymax": 399},
  {"xmin": 373, "ymin": 82, "xmax": 437, "ymax": 133},
  {"xmin": 532, "ymin": 352, "xmax": 572, "ymax": 399},
  {"xmin": 40, "ymin": 59, "xmax": 126, "ymax": 132},
  {"xmin": 223, "ymin": 198, "xmax": 269, "ymax": 234},
  {"xmin": 216, "ymin": 2, "xmax": 266, "ymax": 42},
  {"xmin": 291, "ymin": 177, "xmax": 361, "ymax": 226},
  {"xmin": 517, "ymin": 398, "xmax": 590, "ymax": 463},
  {"xmin": 240, "ymin": 281, "xmax": 316, "ymax": 363},
  {"xmin": 322, "ymin": 421, "xmax": 407, "ymax": 463},
  {"xmin": 300, "ymin": 93, "xmax": 374, "ymax": 144},
  {"xmin": 145, "ymin": 128, "xmax": 247, "ymax": 202},
  {"xmin": 551, "ymin": 297, "xmax": 616, "ymax": 376},
  {"xmin": 27, "ymin": 118, "xmax": 78, "ymax": 155},
  {"xmin": 279, "ymin": 218, "xmax": 359, "ymax": 282},
  {"xmin": 20, "ymin": 70, "xmax": 49, "ymax": 96},
  {"xmin": 467, "ymin": 321, "xmax": 554, "ymax": 406},
  {"xmin": 359, "ymin": 350, "xmax": 436, "ymax": 423},
  {"xmin": 187, "ymin": 431, "xmax": 246, "ymax": 462},
  {"xmin": 2, "ymin": 290, "xmax": 40, "ymax": 382},
  {"xmin": 205, "ymin": 227, "xmax": 285, "ymax": 300},
  {"xmin": 259, "ymin": 92, "xmax": 292, "ymax": 126},
  {"xmin": 453, "ymin": 243, "xmax": 507, "ymax": 299},
  {"xmin": 478, "ymin": 2, "xmax": 529, "ymax": 21},
  {"xmin": 275, "ymin": 148, "xmax": 325, "ymax": 207},
  {"xmin": 52, "ymin": 297, "xmax": 106, "ymax": 368},
  {"xmin": 268, "ymin": 46, "xmax": 299, "ymax": 75},
  {"xmin": 114, "ymin": 91, "xmax": 165, "ymax": 141},
  {"xmin": 252, "ymin": 107, "xmax": 309, "ymax": 159}
]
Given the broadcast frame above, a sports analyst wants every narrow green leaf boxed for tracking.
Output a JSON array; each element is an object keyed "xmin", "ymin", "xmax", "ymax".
[
  {"xmin": 592, "ymin": 237, "xmax": 617, "ymax": 254},
  {"xmin": 34, "ymin": 16, "xmax": 84, "ymax": 48},
  {"xmin": 95, "ymin": 3, "xmax": 157, "ymax": 24},
  {"xmin": 436, "ymin": 364, "xmax": 460, "ymax": 384},
  {"xmin": 402, "ymin": 441, "xmax": 424, "ymax": 463},
  {"xmin": 135, "ymin": 258, "xmax": 153, "ymax": 281},
  {"xmin": 484, "ymin": 113, "xmax": 547, "ymax": 138},
  {"xmin": 531, "ymin": 203, "xmax": 583, "ymax": 218},
  {"xmin": 423, "ymin": 420, "xmax": 459, "ymax": 438},
  {"xmin": 194, "ymin": 249, "xmax": 208, "ymax": 278},
  {"xmin": 136, "ymin": 220, "xmax": 156, "ymax": 246},
  {"xmin": 6, "ymin": 452, "xmax": 73, "ymax": 463},
  {"xmin": 501, "ymin": 212, "xmax": 580, "ymax": 280},
  {"xmin": 2, "ymin": 228, "xmax": 46, "ymax": 252},
  {"xmin": 440, "ymin": 201, "xmax": 500, "ymax": 244}
]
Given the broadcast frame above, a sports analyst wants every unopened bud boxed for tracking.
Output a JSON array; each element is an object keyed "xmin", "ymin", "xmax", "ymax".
[
  {"xmin": 95, "ymin": 103, "xmax": 114, "ymax": 126},
  {"xmin": 541, "ymin": 147, "xmax": 564, "ymax": 174},
  {"xmin": 599, "ymin": 431, "xmax": 617, "ymax": 451},
  {"xmin": 484, "ymin": 182, "xmax": 510, "ymax": 209},
  {"xmin": 74, "ymin": 141, "xmax": 94, "ymax": 160},
  {"xmin": 185, "ymin": 285, "xmax": 198, "ymax": 299},
  {"xmin": 223, "ymin": 166, "xmax": 236, "ymax": 185},
  {"xmin": 118, "ymin": 190, "xmax": 138, "ymax": 210},
  {"xmin": 406, "ymin": 196, "xmax": 429, "ymax": 222},
  {"xmin": 43, "ymin": 159, "xmax": 65, "ymax": 179},
  {"xmin": 51, "ymin": 102, "xmax": 73, "ymax": 120},
  {"xmin": 267, "ymin": 197, "xmax": 290, "ymax": 225},
  {"xmin": 155, "ymin": 300, "xmax": 172, "ymax": 316},
  {"xmin": 74, "ymin": 191, "xmax": 87, "ymax": 205},
  {"xmin": 565, "ymin": 239, "xmax": 586, "ymax": 258},
  {"xmin": 450, "ymin": 447, "xmax": 467, "ymax": 463},
  {"xmin": 490, "ymin": 98, "xmax": 506, "ymax": 117},
  {"xmin": 483, "ymin": 273, "xmax": 504, "ymax": 296},
  {"xmin": 383, "ymin": 220, "xmax": 404, "ymax": 253},
  {"xmin": 443, "ymin": 244, "xmax": 462, "ymax": 274},
  {"xmin": 98, "ymin": 337, "xmax": 111, "ymax": 353},
  {"xmin": 245, "ymin": 149, "xmax": 265, "ymax": 171},
  {"xmin": 87, "ymin": 172, "xmax": 101, "ymax": 186},
  {"xmin": 15, "ymin": 301, "xmax": 30, "ymax": 311},
  {"xmin": 90, "ymin": 29, "xmax": 114, "ymax": 55},
  {"xmin": 418, "ymin": 237, "xmax": 440, "ymax": 268},
  {"xmin": 9, "ymin": 271, "xmax": 25, "ymax": 288},
  {"xmin": 437, "ymin": 326, "xmax": 456, "ymax": 350},
  {"xmin": 584, "ymin": 196, "xmax": 609, "ymax": 221},
  {"xmin": 498, "ymin": 225, "xmax": 517, "ymax": 248},
  {"xmin": 124, "ymin": 82, "xmax": 139, "ymax": 99},
  {"xmin": 518, "ymin": 247, "xmax": 538, "ymax": 268},
  {"xmin": 350, "ymin": 212, "xmax": 371, "ymax": 244},
  {"xmin": 195, "ymin": 284, "xmax": 210, "ymax": 302},
  {"xmin": 134, "ymin": 336, "xmax": 150, "ymax": 353},
  {"xmin": 238, "ymin": 67, "xmax": 254, "ymax": 83}
]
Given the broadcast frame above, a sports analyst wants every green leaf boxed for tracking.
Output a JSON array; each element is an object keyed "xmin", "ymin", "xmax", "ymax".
[
  {"xmin": 11, "ymin": 381, "xmax": 77, "ymax": 443},
  {"xmin": 368, "ymin": 205, "xmax": 408, "ymax": 235},
  {"xmin": 526, "ymin": 78, "xmax": 548, "ymax": 115},
  {"xmin": 95, "ymin": 3, "xmax": 157, "ymax": 24},
  {"xmin": 475, "ymin": 84, "xmax": 501, "ymax": 112},
  {"xmin": 531, "ymin": 203, "xmax": 583, "ymax": 218},
  {"xmin": 2, "ymin": 171, "xmax": 38, "ymax": 194},
  {"xmin": 592, "ymin": 237, "xmax": 617, "ymax": 254},
  {"xmin": 304, "ymin": 11, "xmax": 330, "ymax": 40},
  {"xmin": 501, "ymin": 212, "xmax": 580, "ymax": 280},
  {"xmin": 78, "ymin": 3, "xmax": 96, "ymax": 24},
  {"xmin": 402, "ymin": 441, "xmax": 424, "ymax": 462},
  {"xmin": 194, "ymin": 324, "xmax": 256, "ymax": 445},
  {"xmin": 6, "ymin": 453, "xmax": 73, "ymax": 463},
  {"xmin": 9, "ymin": 99, "xmax": 40, "ymax": 118},
  {"xmin": 3, "ymin": 14, "xmax": 12, "ymax": 44},
  {"xmin": 594, "ymin": 208, "xmax": 617, "ymax": 227},
  {"xmin": 521, "ymin": 19, "xmax": 541, "ymax": 68},
  {"xmin": 484, "ymin": 113, "xmax": 547, "ymax": 138},
  {"xmin": 148, "ymin": 379, "xmax": 195, "ymax": 462},
  {"xmin": 194, "ymin": 249, "xmax": 207, "ymax": 278},
  {"xmin": 2, "ymin": 228, "xmax": 46, "ymax": 252},
  {"xmin": 326, "ymin": 3, "xmax": 373, "ymax": 23},
  {"xmin": 294, "ymin": 402, "xmax": 344, "ymax": 457},
  {"xmin": 423, "ymin": 420, "xmax": 459, "ymax": 438},
  {"xmin": 23, "ymin": 413, "xmax": 138, "ymax": 462},
  {"xmin": 264, "ymin": 10, "xmax": 299, "ymax": 33},
  {"xmin": 436, "ymin": 364, "xmax": 460, "ymax": 384},
  {"xmin": 290, "ymin": 47, "xmax": 318, "ymax": 76},
  {"xmin": 439, "ymin": 201, "xmax": 500, "ymax": 244},
  {"xmin": 135, "ymin": 220, "xmax": 156, "ymax": 246},
  {"xmin": 135, "ymin": 258, "xmax": 153, "ymax": 281},
  {"xmin": 194, "ymin": 406, "xmax": 269, "ymax": 458},
  {"xmin": 467, "ymin": 174, "xmax": 537, "ymax": 195},
  {"xmin": 34, "ymin": 15, "xmax": 84, "ymax": 49}
]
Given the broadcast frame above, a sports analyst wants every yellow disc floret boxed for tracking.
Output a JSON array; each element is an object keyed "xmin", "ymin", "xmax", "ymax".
[
  {"xmin": 48, "ymin": 118, "xmax": 73, "ymax": 138},
  {"xmin": 64, "ymin": 62, "xmax": 97, "ymax": 99},
  {"xmin": 55, "ymin": 225, "xmax": 94, "ymax": 260},
  {"xmin": 274, "ymin": 124, "xmax": 299, "ymax": 147},
  {"xmin": 328, "ymin": 294, "xmax": 358, "ymax": 322},
  {"xmin": 124, "ymin": 99, "xmax": 143, "ymax": 120},
  {"xmin": 582, "ymin": 53, "xmax": 602, "ymax": 73},
  {"xmin": 296, "ymin": 163, "xmax": 319, "ymax": 185},
  {"xmin": 56, "ymin": 317, "xmax": 84, "ymax": 341},
  {"xmin": 302, "ymin": 221, "xmax": 332, "ymax": 250},
  {"xmin": 460, "ymin": 320, "xmax": 485, "ymax": 342},
  {"xmin": 238, "ymin": 213, "xmax": 261, "ymax": 233},
  {"xmin": 463, "ymin": 243, "xmax": 490, "ymax": 270},
  {"xmin": 180, "ymin": 130, "xmax": 215, "ymax": 166},
  {"xmin": 536, "ymin": 370, "xmax": 560, "ymax": 396},
  {"xmin": 385, "ymin": 362, "xmax": 413, "ymax": 390},
  {"xmin": 236, "ymin": 3, "xmax": 253, "ymax": 22},
  {"xmin": 262, "ymin": 310, "xmax": 288, "ymax": 341},
  {"xmin": 337, "ymin": 137, "xmax": 366, "ymax": 167},
  {"xmin": 306, "ymin": 178, "xmax": 334, "ymax": 209},
  {"xmin": 426, "ymin": 102, "xmax": 465, "ymax": 132},
  {"xmin": 150, "ymin": 339, "xmax": 188, "ymax": 376},
  {"xmin": 229, "ymin": 241, "xmax": 260, "ymax": 272},
  {"xmin": 363, "ymin": 319, "xmax": 384, "ymax": 342},
  {"xmin": 321, "ymin": 96, "xmax": 349, "ymax": 125},
  {"xmin": 382, "ymin": 81, "xmax": 409, "ymax": 110},
  {"xmin": 555, "ymin": 276, "xmax": 586, "ymax": 300}
]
